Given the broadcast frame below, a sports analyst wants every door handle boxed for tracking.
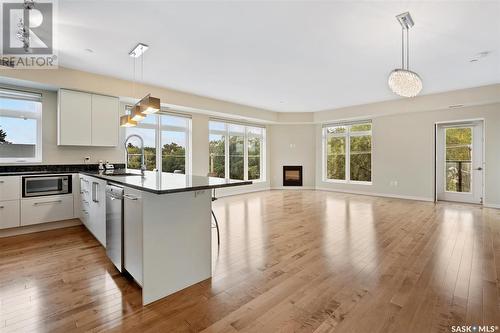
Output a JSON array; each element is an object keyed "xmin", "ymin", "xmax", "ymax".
[
  {"xmin": 475, "ymin": 167, "xmax": 483, "ymax": 171},
  {"xmin": 123, "ymin": 194, "xmax": 139, "ymax": 201},
  {"xmin": 92, "ymin": 182, "xmax": 99, "ymax": 203}
]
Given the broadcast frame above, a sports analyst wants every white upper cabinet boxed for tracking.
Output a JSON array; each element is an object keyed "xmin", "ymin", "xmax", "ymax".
[
  {"xmin": 91, "ymin": 94, "xmax": 119, "ymax": 146},
  {"xmin": 58, "ymin": 89, "xmax": 119, "ymax": 147},
  {"xmin": 58, "ymin": 89, "xmax": 92, "ymax": 146}
]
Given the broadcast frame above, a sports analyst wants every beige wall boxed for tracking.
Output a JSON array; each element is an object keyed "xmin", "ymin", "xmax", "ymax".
[
  {"xmin": 268, "ymin": 124, "xmax": 316, "ymax": 188},
  {"xmin": 315, "ymin": 103, "xmax": 500, "ymax": 207}
]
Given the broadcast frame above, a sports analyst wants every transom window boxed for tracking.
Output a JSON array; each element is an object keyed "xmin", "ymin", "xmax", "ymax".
[
  {"xmin": 209, "ymin": 121, "xmax": 266, "ymax": 181},
  {"xmin": 323, "ymin": 121, "xmax": 372, "ymax": 183},
  {"xmin": 0, "ymin": 88, "xmax": 42, "ymax": 164},
  {"xmin": 126, "ymin": 112, "xmax": 191, "ymax": 174}
]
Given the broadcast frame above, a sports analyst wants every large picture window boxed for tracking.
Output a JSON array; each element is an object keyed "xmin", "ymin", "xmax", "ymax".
[
  {"xmin": 126, "ymin": 112, "xmax": 191, "ymax": 174},
  {"xmin": 324, "ymin": 121, "xmax": 372, "ymax": 183},
  {"xmin": 0, "ymin": 89, "xmax": 42, "ymax": 163},
  {"xmin": 209, "ymin": 121, "xmax": 265, "ymax": 181}
]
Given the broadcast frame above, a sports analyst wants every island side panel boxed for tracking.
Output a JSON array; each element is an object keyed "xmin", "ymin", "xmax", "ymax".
[{"xmin": 142, "ymin": 189, "xmax": 212, "ymax": 305}]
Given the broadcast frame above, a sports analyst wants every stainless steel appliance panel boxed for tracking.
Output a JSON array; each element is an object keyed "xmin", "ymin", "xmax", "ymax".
[
  {"xmin": 23, "ymin": 175, "xmax": 71, "ymax": 197},
  {"xmin": 106, "ymin": 184, "xmax": 124, "ymax": 272}
]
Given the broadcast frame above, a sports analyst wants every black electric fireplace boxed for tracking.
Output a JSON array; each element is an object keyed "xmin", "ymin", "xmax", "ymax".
[{"xmin": 283, "ymin": 166, "xmax": 303, "ymax": 186}]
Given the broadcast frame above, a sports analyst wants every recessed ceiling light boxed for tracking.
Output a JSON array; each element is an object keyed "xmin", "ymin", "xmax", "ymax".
[{"xmin": 129, "ymin": 43, "xmax": 149, "ymax": 58}]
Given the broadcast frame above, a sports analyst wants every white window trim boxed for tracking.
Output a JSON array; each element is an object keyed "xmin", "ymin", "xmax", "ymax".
[
  {"xmin": 322, "ymin": 122, "xmax": 372, "ymax": 185},
  {"xmin": 0, "ymin": 104, "xmax": 43, "ymax": 164},
  {"xmin": 209, "ymin": 120, "xmax": 266, "ymax": 182}
]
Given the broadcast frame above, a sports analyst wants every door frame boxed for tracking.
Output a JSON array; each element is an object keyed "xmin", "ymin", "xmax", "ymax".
[{"xmin": 434, "ymin": 118, "xmax": 485, "ymax": 204}]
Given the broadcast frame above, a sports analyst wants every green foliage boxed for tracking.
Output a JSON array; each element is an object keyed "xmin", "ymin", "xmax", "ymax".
[
  {"xmin": 0, "ymin": 128, "xmax": 10, "ymax": 144},
  {"xmin": 209, "ymin": 136, "xmax": 261, "ymax": 180},
  {"xmin": 127, "ymin": 142, "xmax": 186, "ymax": 173},
  {"xmin": 326, "ymin": 130, "xmax": 371, "ymax": 182},
  {"xmin": 445, "ymin": 127, "xmax": 472, "ymax": 192}
]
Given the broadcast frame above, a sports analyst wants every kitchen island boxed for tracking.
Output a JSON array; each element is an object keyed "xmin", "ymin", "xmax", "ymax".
[{"xmin": 81, "ymin": 170, "xmax": 251, "ymax": 305}]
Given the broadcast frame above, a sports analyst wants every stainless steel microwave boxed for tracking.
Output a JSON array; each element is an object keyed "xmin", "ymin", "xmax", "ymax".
[{"xmin": 22, "ymin": 175, "xmax": 72, "ymax": 197}]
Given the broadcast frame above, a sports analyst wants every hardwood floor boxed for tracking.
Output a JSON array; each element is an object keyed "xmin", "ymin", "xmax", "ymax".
[{"xmin": 1, "ymin": 190, "xmax": 499, "ymax": 332}]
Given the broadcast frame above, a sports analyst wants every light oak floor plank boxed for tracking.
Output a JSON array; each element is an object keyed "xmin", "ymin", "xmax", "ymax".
[{"xmin": 0, "ymin": 190, "xmax": 499, "ymax": 332}]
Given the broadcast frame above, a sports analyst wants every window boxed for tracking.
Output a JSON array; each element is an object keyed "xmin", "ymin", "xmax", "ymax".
[
  {"xmin": 0, "ymin": 89, "xmax": 42, "ymax": 163},
  {"xmin": 209, "ymin": 121, "xmax": 265, "ymax": 181},
  {"xmin": 324, "ymin": 121, "xmax": 372, "ymax": 183},
  {"xmin": 126, "ymin": 112, "xmax": 191, "ymax": 174}
]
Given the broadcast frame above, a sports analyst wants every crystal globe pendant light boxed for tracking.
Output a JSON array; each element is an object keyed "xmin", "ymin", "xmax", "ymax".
[{"xmin": 388, "ymin": 12, "xmax": 423, "ymax": 98}]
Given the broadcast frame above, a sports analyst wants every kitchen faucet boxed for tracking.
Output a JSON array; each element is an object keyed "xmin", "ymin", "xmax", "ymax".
[{"xmin": 124, "ymin": 134, "xmax": 146, "ymax": 177}]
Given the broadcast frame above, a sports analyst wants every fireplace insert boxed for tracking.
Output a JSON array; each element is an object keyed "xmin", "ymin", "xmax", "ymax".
[{"xmin": 283, "ymin": 166, "xmax": 303, "ymax": 186}]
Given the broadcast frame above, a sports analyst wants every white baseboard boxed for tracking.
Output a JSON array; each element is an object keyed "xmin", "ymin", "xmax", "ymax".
[
  {"xmin": 315, "ymin": 187, "xmax": 434, "ymax": 202},
  {"xmin": 484, "ymin": 203, "xmax": 500, "ymax": 209},
  {"xmin": 0, "ymin": 218, "xmax": 82, "ymax": 238},
  {"xmin": 270, "ymin": 186, "xmax": 316, "ymax": 190}
]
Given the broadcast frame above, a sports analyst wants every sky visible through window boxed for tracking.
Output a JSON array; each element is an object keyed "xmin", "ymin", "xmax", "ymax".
[{"xmin": 0, "ymin": 98, "xmax": 40, "ymax": 144}]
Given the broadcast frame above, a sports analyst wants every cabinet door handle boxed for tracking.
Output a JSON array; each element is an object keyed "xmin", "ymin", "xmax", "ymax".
[
  {"xmin": 0, "ymin": 180, "xmax": 4, "ymax": 183},
  {"xmin": 34, "ymin": 200, "xmax": 62, "ymax": 206},
  {"xmin": 123, "ymin": 194, "xmax": 139, "ymax": 201},
  {"xmin": 92, "ymin": 182, "xmax": 99, "ymax": 203},
  {"xmin": 0, "ymin": 206, "xmax": 4, "ymax": 209}
]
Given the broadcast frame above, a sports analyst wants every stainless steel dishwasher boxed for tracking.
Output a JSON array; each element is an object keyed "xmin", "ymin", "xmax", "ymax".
[{"xmin": 106, "ymin": 184, "xmax": 124, "ymax": 272}]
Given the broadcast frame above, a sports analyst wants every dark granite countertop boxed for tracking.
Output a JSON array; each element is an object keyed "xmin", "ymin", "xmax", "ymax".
[{"xmin": 80, "ymin": 170, "xmax": 252, "ymax": 194}]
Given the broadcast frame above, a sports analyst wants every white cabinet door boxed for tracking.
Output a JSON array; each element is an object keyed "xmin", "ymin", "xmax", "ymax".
[
  {"xmin": 91, "ymin": 94, "xmax": 119, "ymax": 147},
  {"xmin": 0, "ymin": 200, "xmax": 20, "ymax": 229},
  {"xmin": 89, "ymin": 177, "xmax": 107, "ymax": 247},
  {"xmin": 124, "ymin": 187, "xmax": 143, "ymax": 286},
  {"xmin": 21, "ymin": 194, "xmax": 74, "ymax": 226},
  {"xmin": 78, "ymin": 175, "xmax": 91, "ymax": 225},
  {"xmin": 0, "ymin": 176, "xmax": 20, "ymax": 201},
  {"xmin": 58, "ymin": 89, "xmax": 92, "ymax": 146}
]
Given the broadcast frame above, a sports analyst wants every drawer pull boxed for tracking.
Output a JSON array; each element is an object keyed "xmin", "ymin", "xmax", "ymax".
[
  {"xmin": 34, "ymin": 200, "xmax": 62, "ymax": 206},
  {"xmin": 0, "ymin": 206, "xmax": 4, "ymax": 209},
  {"xmin": 0, "ymin": 181, "xmax": 4, "ymax": 183}
]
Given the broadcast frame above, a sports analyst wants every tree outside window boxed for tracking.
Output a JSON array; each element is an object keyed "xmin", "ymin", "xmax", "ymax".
[{"xmin": 325, "ymin": 122, "xmax": 372, "ymax": 183}]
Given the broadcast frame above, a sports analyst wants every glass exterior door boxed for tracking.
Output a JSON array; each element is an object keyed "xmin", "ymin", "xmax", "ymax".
[{"xmin": 436, "ymin": 121, "xmax": 483, "ymax": 204}]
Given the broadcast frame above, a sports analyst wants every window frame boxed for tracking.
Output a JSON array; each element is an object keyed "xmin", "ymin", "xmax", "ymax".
[
  {"xmin": 125, "ymin": 110, "xmax": 191, "ymax": 174},
  {"xmin": 0, "ymin": 93, "xmax": 43, "ymax": 164},
  {"xmin": 322, "ymin": 121, "xmax": 372, "ymax": 185},
  {"xmin": 209, "ymin": 120, "xmax": 266, "ymax": 182}
]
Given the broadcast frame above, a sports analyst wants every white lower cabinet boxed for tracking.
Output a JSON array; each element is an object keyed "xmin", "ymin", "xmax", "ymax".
[
  {"xmin": 0, "ymin": 176, "xmax": 20, "ymax": 201},
  {"xmin": 21, "ymin": 194, "xmax": 74, "ymax": 226},
  {"xmin": 78, "ymin": 174, "xmax": 106, "ymax": 247},
  {"xmin": 124, "ymin": 187, "xmax": 143, "ymax": 286},
  {"xmin": 0, "ymin": 200, "xmax": 20, "ymax": 229}
]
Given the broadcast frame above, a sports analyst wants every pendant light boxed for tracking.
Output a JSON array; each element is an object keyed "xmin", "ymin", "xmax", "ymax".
[
  {"xmin": 130, "ymin": 105, "xmax": 145, "ymax": 121},
  {"xmin": 120, "ymin": 114, "xmax": 137, "ymax": 127},
  {"xmin": 388, "ymin": 12, "xmax": 423, "ymax": 98},
  {"xmin": 139, "ymin": 94, "xmax": 160, "ymax": 115}
]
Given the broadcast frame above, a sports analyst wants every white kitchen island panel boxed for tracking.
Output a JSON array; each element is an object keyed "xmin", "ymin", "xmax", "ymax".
[{"xmin": 141, "ymin": 189, "xmax": 212, "ymax": 305}]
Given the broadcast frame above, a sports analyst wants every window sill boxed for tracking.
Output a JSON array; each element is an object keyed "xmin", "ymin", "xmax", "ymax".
[
  {"xmin": 0, "ymin": 159, "xmax": 42, "ymax": 165},
  {"xmin": 323, "ymin": 179, "xmax": 372, "ymax": 186}
]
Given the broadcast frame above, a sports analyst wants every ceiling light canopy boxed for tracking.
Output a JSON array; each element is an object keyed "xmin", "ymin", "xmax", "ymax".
[
  {"xmin": 388, "ymin": 12, "xmax": 423, "ymax": 98},
  {"xmin": 129, "ymin": 43, "xmax": 149, "ymax": 58}
]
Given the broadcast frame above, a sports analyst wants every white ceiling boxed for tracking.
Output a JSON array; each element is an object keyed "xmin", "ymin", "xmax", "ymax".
[{"xmin": 57, "ymin": 1, "xmax": 500, "ymax": 112}]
